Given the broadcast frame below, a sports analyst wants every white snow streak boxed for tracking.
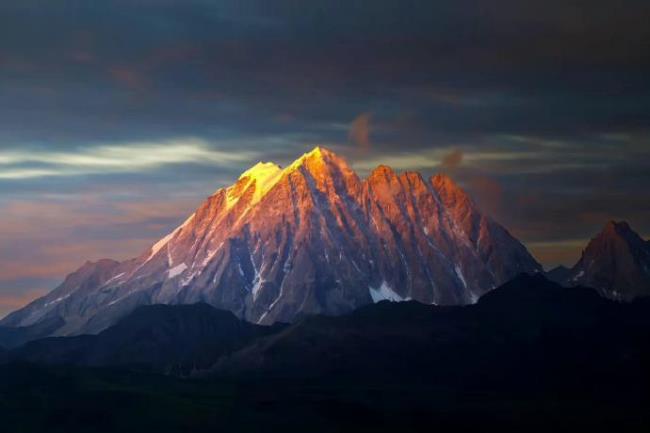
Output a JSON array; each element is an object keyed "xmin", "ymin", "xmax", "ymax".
[
  {"xmin": 103, "ymin": 272, "xmax": 125, "ymax": 286},
  {"xmin": 572, "ymin": 270, "xmax": 585, "ymax": 281},
  {"xmin": 44, "ymin": 293, "xmax": 71, "ymax": 307},
  {"xmin": 168, "ymin": 263, "xmax": 188, "ymax": 279},
  {"xmin": 369, "ymin": 281, "xmax": 408, "ymax": 303},
  {"xmin": 145, "ymin": 213, "xmax": 195, "ymax": 263},
  {"xmin": 454, "ymin": 265, "xmax": 467, "ymax": 288}
]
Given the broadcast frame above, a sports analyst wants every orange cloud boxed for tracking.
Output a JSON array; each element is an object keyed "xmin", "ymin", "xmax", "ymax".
[
  {"xmin": 349, "ymin": 113, "xmax": 372, "ymax": 150},
  {"xmin": 0, "ymin": 238, "xmax": 153, "ymax": 282},
  {"xmin": 527, "ymin": 241, "xmax": 586, "ymax": 269},
  {"xmin": 0, "ymin": 196, "xmax": 201, "ymax": 285},
  {"xmin": 440, "ymin": 149, "xmax": 464, "ymax": 171},
  {"xmin": 0, "ymin": 290, "xmax": 49, "ymax": 317},
  {"xmin": 469, "ymin": 175, "xmax": 503, "ymax": 218}
]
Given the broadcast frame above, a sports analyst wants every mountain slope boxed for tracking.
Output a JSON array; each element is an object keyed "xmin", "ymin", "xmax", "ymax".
[
  {"xmin": 566, "ymin": 221, "xmax": 650, "ymax": 300},
  {"xmin": 1, "ymin": 147, "xmax": 541, "ymax": 336},
  {"xmin": 10, "ymin": 303, "xmax": 281, "ymax": 374},
  {"xmin": 0, "ymin": 315, "xmax": 65, "ymax": 349}
]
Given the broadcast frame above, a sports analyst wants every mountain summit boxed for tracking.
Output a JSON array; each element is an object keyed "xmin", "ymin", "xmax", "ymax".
[
  {"xmin": 1, "ymin": 147, "xmax": 541, "ymax": 335},
  {"xmin": 565, "ymin": 221, "xmax": 650, "ymax": 300}
]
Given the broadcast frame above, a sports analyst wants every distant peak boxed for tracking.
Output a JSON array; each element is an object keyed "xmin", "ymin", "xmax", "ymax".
[
  {"xmin": 594, "ymin": 220, "xmax": 642, "ymax": 245},
  {"xmin": 293, "ymin": 145, "xmax": 332, "ymax": 161},
  {"xmin": 400, "ymin": 170, "xmax": 425, "ymax": 183},
  {"xmin": 370, "ymin": 164, "xmax": 396, "ymax": 178},
  {"xmin": 603, "ymin": 220, "xmax": 631, "ymax": 233},
  {"xmin": 309, "ymin": 145, "xmax": 338, "ymax": 156},
  {"xmin": 308, "ymin": 145, "xmax": 324, "ymax": 156},
  {"xmin": 431, "ymin": 172, "xmax": 455, "ymax": 186},
  {"xmin": 285, "ymin": 146, "xmax": 347, "ymax": 173},
  {"xmin": 430, "ymin": 173, "xmax": 465, "ymax": 195},
  {"xmin": 226, "ymin": 147, "xmax": 350, "ymax": 210}
]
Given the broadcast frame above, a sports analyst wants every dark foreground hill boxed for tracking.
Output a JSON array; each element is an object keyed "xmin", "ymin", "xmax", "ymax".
[
  {"xmin": 10, "ymin": 303, "xmax": 282, "ymax": 374},
  {"xmin": 1, "ymin": 274, "xmax": 650, "ymax": 432},
  {"xmin": 0, "ymin": 315, "xmax": 65, "ymax": 349}
]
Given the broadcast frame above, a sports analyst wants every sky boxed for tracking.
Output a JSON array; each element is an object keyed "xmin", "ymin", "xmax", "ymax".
[{"xmin": 1, "ymin": 1, "xmax": 649, "ymax": 317}]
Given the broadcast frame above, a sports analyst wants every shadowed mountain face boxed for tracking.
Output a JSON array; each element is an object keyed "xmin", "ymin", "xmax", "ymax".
[
  {"xmin": 562, "ymin": 221, "xmax": 650, "ymax": 300},
  {"xmin": 1, "ymin": 147, "xmax": 540, "ymax": 337},
  {"xmin": 10, "ymin": 304, "xmax": 282, "ymax": 374}
]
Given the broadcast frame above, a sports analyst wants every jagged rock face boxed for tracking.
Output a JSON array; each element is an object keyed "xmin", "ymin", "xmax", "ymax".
[
  {"xmin": 1, "ymin": 147, "xmax": 541, "ymax": 335},
  {"xmin": 566, "ymin": 221, "xmax": 650, "ymax": 300}
]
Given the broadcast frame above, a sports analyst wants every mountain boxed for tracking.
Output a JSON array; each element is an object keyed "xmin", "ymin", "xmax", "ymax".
[
  {"xmin": 0, "ymin": 147, "xmax": 541, "ymax": 336},
  {"xmin": 564, "ymin": 221, "xmax": 650, "ymax": 300},
  {"xmin": 9, "ymin": 303, "xmax": 281, "ymax": 374}
]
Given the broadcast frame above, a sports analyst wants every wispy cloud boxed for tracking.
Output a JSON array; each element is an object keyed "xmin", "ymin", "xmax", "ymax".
[
  {"xmin": 440, "ymin": 149, "xmax": 464, "ymax": 171},
  {"xmin": 349, "ymin": 113, "xmax": 372, "ymax": 150},
  {"xmin": 0, "ymin": 138, "xmax": 258, "ymax": 179}
]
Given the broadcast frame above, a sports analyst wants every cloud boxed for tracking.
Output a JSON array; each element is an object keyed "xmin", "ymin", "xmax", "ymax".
[
  {"xmin": 467, "ymin": 175, "xmax": 504, "ymax": 218},
  {"xmin": 0, "ymin": 138, "xmax": 259, "ymax": 179},
  {"xmin": 110, "ymin": 66, "xmax": 149, "ymax": 91},
  {"xmin": 440, "ymin": 149, "xmax": 464, "ymax": 171},
  {"xmin": 0, "ymin": 195, "xmax": 203, "ymax": 312},
  {"xmin": 350, "ymin": 146, "xmax": 545, "ymax": 174},
  {"xmin": 526, "ymin": 239, "xmax": 588, "ymax": 270},
  {"xmin": 0, "ymin": 289, "xmax": 50, "ymax": 318},
  {"xmin": 349, "ymin": 113, "xmax": 372, "ymax": 150}
]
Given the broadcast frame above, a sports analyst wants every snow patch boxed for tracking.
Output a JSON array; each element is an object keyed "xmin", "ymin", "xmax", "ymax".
[
  {"xmin": 282, "ymin": 257, "xmax": 292, "ymax": 273},
  {"xmin": 168, "ymin": 263, "xmax": 188, "ymax": 279},
  {"xmin": 181, "ymin": 271, "xmax": 198, "ymax": 286},
  {"xmin": 572, "ymin": 270, "xmax": 585, "ymax": 281},
  {"xmin": 201, "ymin": 249, "xmax": 217, "ymax": 268},
  {"xmin": 44, "ymin": 293, "xmax": 71, "ymax": 307},
  {"xmin": 454, "ymin": 265, "xmax": 467, "ymax": 288},
  {"xmin": 369, "ymin": 281, "xmax": 408, "ymax": 303},
  {"xmin": 145, "ymin": 213, "xmax": 195, "ymax": 263},
  {"xmin": 227, "ymin": 161, "xmax": 283, "ymax": 209},
  {"xmin": 251, "ymin": 276, "xmax": 263, "ymax": 299},
  {"xmin": 107, "ymin": 292, "xmax": 134, "ymax": 307},
  {"xmin": 103, "ymin": 272, "xmax": 125, "ymax": 286}
]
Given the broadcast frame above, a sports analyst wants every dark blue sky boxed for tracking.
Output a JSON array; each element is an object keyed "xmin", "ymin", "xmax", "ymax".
[{"xmin": 1, "ymin": 1, "xmax": 649, "ymax": 315}]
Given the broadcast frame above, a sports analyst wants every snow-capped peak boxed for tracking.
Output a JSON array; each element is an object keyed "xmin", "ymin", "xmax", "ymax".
[
  {"xmin": 237, "ymin": 161, "xmax": 284, "ymax": 204},
  {"xmin": 285, "ymin": 146, "xmax": 328, "ymax": 172},
  {"xmin": 225, "ymin": 161, "xmax": 283, "ymax": 209},
  {"xmin": 225, "ymin": 147, "xmax": 344, "ymax": 210},
  {"xmin": 238, "ymin": 161, "xmax": 282, "ymax": 183}
]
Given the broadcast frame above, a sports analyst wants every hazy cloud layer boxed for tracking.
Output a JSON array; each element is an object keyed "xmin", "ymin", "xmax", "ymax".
[{"xmin": 0, "ymin": 139, "xmax": 258, "ymax": 179}]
